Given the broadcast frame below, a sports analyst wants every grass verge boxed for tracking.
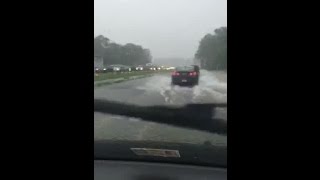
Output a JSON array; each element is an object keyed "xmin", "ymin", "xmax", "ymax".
[
  {"xmin": 94, "ymin": 70, "xmax": 171, "ymax": 82},
  {"xmin": 94, "ymin": 74, "xmax": 155, "ymax": 88}
]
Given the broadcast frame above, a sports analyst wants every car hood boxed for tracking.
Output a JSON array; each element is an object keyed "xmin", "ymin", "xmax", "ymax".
[{"xmin": 94, "ymin": 139, "xmax": 227, "ymax": 168}]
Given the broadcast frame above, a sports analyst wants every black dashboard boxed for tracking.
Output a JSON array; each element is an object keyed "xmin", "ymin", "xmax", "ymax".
[{"xmin": 94, "ymin": 160, "xmax": 227, "ymax": 180}]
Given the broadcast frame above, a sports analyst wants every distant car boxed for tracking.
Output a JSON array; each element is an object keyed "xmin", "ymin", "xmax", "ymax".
[
  {"xmin": 149, "ymin": 66, "xmax": 157, "ymax": 71},
  {"xmin": 95, "ymin": 67, "xmax": 103, "ymax": 73},
  {"xmin": 171, "ymin": 66, "xmax": 199, "ymax": 86},
  {"xmin": 103, "ymin": 65, "xmax": 121, "ymax": 72},
  {"xmin": 149, "ymin": 66, "xmax": 161, "ymax": 70},
  {"xmin": 135, "ymin": 66, "xmax": 144, "ymax": 71},
  {"xmin": 120, "ymin": 65, "xmax": 131, "ymax": 72},
  {"xmin": 102, "ymin": 67, "xmax": 109, "ymax": 73},
  {"xmin": 166, "ymin": 67, "xmax": 175, "ymax": 70},
  {"xmin": 146, "ymin": 63, "xmax": 159, "ymax": 70},
  {"xmin": 106, "ymin": 65, "xmax": 131, "ymax": 72}
]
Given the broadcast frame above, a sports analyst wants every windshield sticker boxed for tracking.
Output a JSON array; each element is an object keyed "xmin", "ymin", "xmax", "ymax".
[{"xmin": 131, "ymin": 148, "xmax": 180, "ymax": 158}]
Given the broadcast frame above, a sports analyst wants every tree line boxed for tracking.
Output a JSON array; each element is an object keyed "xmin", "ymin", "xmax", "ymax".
[
  {"xmin": 94, "ymin": 35, "xmax": 152, "ymax": 66},
  {"xmin": 194, "ymin": 27, "xmax": 227, "ymax": 70}
]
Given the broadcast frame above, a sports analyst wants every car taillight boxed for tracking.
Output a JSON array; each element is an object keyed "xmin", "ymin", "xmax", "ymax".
[
  {"xmin": 189, "ymin": 72, "xmax": 197, "ymax": 76},
  {"xmin": 172, "ymin": 71, "xmax": 180, "ymax": 76}
]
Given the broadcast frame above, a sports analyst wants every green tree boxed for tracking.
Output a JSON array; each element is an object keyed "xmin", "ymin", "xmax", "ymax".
[
  {"xmin": 94, "ymin": 35, "xmax": 110, "ymax": 56},
  {"xmin": 94, "ymin": 35, "xmax": 152, "ymax": 66},
  {"xmin": 195, "ymin": 27, "xmax": 227, "ymax": 70}
]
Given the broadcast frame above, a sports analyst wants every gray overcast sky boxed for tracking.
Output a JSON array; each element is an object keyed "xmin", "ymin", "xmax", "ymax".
[{"xmin": 94, "ymin": 0, "xmax": 227, "ymax": 59}]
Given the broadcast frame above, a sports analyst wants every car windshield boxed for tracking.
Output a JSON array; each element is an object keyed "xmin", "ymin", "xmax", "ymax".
[
  {"xmin": 175, "ymin": 66, "xmax": 195, "ymax": 71},
  {"xmin": 94, "ymin": 0, "xmax": 227, "ymax": 167}
]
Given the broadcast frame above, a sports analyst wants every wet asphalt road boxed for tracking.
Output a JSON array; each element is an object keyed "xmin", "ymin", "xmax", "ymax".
[{"xmin": 94, "ymin": 70, "xmax": 227, "ymax": 145}]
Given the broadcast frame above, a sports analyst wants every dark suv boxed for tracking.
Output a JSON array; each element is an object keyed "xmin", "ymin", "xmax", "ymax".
[{"xmin": 171, "ymin": 66, "xmax": 200, "ymax": 86}]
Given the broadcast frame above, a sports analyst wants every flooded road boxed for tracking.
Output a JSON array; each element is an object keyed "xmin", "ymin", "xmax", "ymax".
[{"xmin": 94, "ymin": 70, "xmax": 227, "ymax": 145}]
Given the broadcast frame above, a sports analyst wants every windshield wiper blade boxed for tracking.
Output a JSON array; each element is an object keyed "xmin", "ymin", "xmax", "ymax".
[{"xmin": 94, "ymin": 99, "xmax": 227, "ymax": 135}]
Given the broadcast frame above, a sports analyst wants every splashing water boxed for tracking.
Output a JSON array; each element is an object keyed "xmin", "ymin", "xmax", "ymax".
[{"xmin": 136, "ymin": 70, "xmax": 227, "ymax": 105}]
